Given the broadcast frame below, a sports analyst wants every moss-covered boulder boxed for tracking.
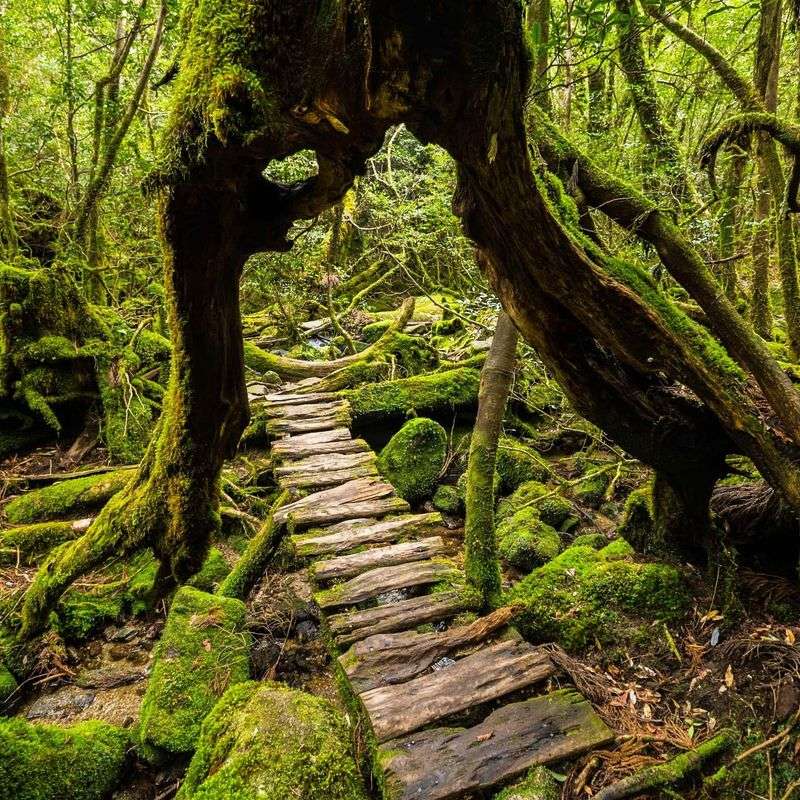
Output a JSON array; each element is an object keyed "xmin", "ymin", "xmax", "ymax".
[
  {"xmin": 538, "ymin": 494, "xmax": 572, "ymax": 529},
  {"xmin": 139, "ymin": 586, "xmax": 251, "ymax": 755},
  {"xmin": 572, "ymin": 531, "xmax": 608, "ymax": 549},
  {"xmin": 492, "ymin": 766, "xmax": 560, "ymax": 799},
  {"xmin": 496, "ymin": 480, "xmax": 548, "ymax": 523},
  {"xmin": 433, "ymin": 484, "xmax": 462, "ymax": 515},
  {"xmin": 4, "ymin": 469, "xmax": 134, "ymax": 524},
  {"xmin": 619, "ymin": 484, "xmax": 655, "ymax": 553},
  {"xmin": 497, "ymin": 508, "xmax": 561, "ymax": 571},
  {"xmin": 0, "ymin": 717, "xmax": 129, "ymax": 800},
  {"xmin": 378, "ymin": 418, "xmax": 447, "ymax": 503},
  {"xmin": 176, "ymin": 681, "xmax": 368, "ymax": 800},
  {"xmin": 571, "ymin": 469, "xmax": 610, "ymax": 509},
  {"xmin": 496, "ymin": 437, "xmax": 550, "ymax": 494},
  {"xmin": 505, "ymin": 540, "xmax": 689, "ymax": 651},
  {"xmin": 54, "ymin": 585, "xmax": 125, "ymax": 641}
]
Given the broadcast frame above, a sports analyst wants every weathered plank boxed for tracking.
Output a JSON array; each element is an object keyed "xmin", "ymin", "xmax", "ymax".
[
  {"xmin": 341, "ymin": 606, "xmax": 517, "ymax": 693},
  {"xmin": 379, "ymin": 690, "xmax": 615, "ymax": 800},
  {"xmin": 278, "ymin": 463, "xmax": 379, "ymax": 490},
  {"xmin": 292, "ymin": 512, "xmax": 443, "ymax": 558},
  {"xmin": 263, "ymin": 391, "xmax": 339, "ymax": 405},
  {"xmin": 328, "ymin": 591, "xmax": 473, "ymax": 646},
  {"xmin": 315, "ymin": 560, "xmax": 458, "ymax": 609},
  {"xmin": 266, "ymin": 411, "xmax": 351, "ymax": 436},
  {"xmin": 313, "ymin": 537, "xmax": 446, "ymax": 582},
  {"xmin": 273, "ymin": 437, "xmax": 370, "ymax": 460},
  {"xmin": 266, "ymin": 400, "xmax": 350, "ymax": 419},
  {"xmin": 275, "ymin": 451, "xmax": 375, "ymax": 477},
  {"xmin": 274, "ymin": 478, "xmax": 399, "ymax": 525},
  {"xmin": 361, "ymin": 639, "xmax": 555, "ymax": 742},
  {"xmin": 281, "ymin": 496, "xmax": 410, "ymax": 528},
  {"xmin": 272, "ymin": 428, "xmax": 352, "ymax": 450}
]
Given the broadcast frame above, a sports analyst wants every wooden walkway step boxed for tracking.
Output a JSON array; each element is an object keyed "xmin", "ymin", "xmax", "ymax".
[
  {"xmin": 292, "ymin": 512, "xmax": 443, "ymax": 558},
  {"xmin": 272, "ymin": 428, "xmax": 371, "ymax": 461},
  {"xmin": 361, "ymin": 638, "xmax": 556, "ymax": 742},
  {"xmin": 264, "ymin": 391, "xmax": 339, "ymax": 405},
  {"xmin": 315, "ymin": 559, "xmax": 458, "ymax": 609},
  {"xmin": 275, "ymin": 451, "xmax": 378, "ymax": 490},
  {"xmin": 379, "ymin": 689, "xmax": 614, "ymax": 800},
  {"xmin": 327, "ymin": 591, "xmax": 475, "ymax": 646},
  {"xmin": 266, "ymin": 400, "xmax": 350, "ymax": 419},
  {"xmin": 341, "ymin": 606, "xmax": 517, "ymax": 693}
]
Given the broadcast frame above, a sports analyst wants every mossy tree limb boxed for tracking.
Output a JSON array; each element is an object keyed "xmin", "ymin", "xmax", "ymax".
[{"xmin": 464, "ymin": 311, "xmax": 518, "ymax": 608}]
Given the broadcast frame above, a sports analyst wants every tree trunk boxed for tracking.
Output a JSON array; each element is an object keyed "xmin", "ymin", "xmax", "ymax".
[
  {"xmin": 526, "ymin": 0, "xmax": 551, "ymax": 113},
  {"xmin": 0, "ymin": 19, "xmax": 16, "ymax": 260},
  {"xmin": 464, "ymin": 311, "xmax": 518, "ymax": 608}
]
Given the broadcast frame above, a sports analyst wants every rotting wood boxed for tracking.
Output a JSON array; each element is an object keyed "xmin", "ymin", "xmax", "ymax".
[
  {"xmin": 315, "ymin": 559, "xmax": 458, "ymax": 609},
  {"xmin": 274, "ymin": 451, "xmax": 375, "ymax": 477},
  {"xmin": 328, "ymin": 591, "xmax": 473, "ymax": 646},
  {"xmin": 379, "ymin": 689, "xmax": 614, "ymax": 800},
  {"xmin": 266, "ymin": 410, "xmax": 352, "ymax": 435},
  {"xmin": 277, "ymin": 463, "xmax": 379, "ymax": 490},
  {"xmin": 265, "ymin": 400, "xmax": 351, "ymax": 419},
  {"xmin": 341, "ymin": 605, "xmax": 517, "ymax": 693},
  {"xmin": 280, "ymin": 496, "xmax": 411, "ymax": 528},
  {"xmin": 292, "ymin": 512, "xmax": 443, "ymax": 558},
  {"xmin": 263, "ymin": 391, "xmax": 340, "ymax": 405},
  {"xmin": 313, "ymin": 536, "xmax": 446, "ymax": 581},
  {"xmin": 272, "ymin": 437, "xmax": 370, "ymax": 460},
  {"xmin": 274, "ymin": 477, "xmax": 399, "ymax": 524},
  {"xmin": 361, "ymin": 638, "xmax": 556, "ymax": 742}
]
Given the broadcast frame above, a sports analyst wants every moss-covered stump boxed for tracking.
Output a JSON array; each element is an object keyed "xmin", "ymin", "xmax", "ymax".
[
  {"xmin": 342, "ymin": 367, "xmax": 480, "ymax": 423},
  {"xmin": 0, "ymin": 518, "xmax": 91, "ymax": 564},
  {"xmin": 4, "ymin": 469, "xmax": 135, "ymax": 524},
  {"xmin": 0, "ymin": 716, "xmax": 129, "ymax": 800},
  {"xmin": 497, "ymin": 508, "xmax": 561, "ymax": 571},
  {"xmin": 378, "ymin": 418, "xmax": 447, "ymax": 504},
  {"xmin": 492, "ymin": 766, "xmax": 560, "ymax": 799},
  {"xmin": 176, "ymin": 681, "xmax": 368, "ymax": 800},
  {"xmin": 496, "ymin": 437, "xmax": 550, "ymax": 494},
  {"xmin": 505, "ymin": 540, "xmax": 689, "ymax": 651},
  {"xmin": 139, "ymin": 586, "xmax": 251, "ymax": 755}
]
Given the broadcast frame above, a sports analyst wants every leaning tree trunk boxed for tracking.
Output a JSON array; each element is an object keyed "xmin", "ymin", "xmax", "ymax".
[
  {"xmin": 464, "ymin": 310, "xmax": 519, "ymax": 608},
  {"xmin": 17, "ymin": 0, "xmax": 800, "ymax": 637}
]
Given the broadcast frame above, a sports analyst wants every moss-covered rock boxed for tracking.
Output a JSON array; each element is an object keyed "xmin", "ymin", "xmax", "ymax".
[
  {"xmin": 139, "ymin": 586, "xmax": 251, "ymax": 754},
  {"xmin": 4, "ymin": 469, "xmax": 134, "ymax": 524},
  {"xmin": 176, "ymin": 681, "xmax": 368, "ymax": 800},
  {"xmin": 572, "ymin": 531, "xmax": 608, "ymax": 549},
  {"xmin": 497, "ymin": 508, "xmax": 561, "ymax": 571},
  {"xmin": 505, "ymin": 540, "xmax": 689, "ymax": 651},
  {"xmin": 496, "ymin": 437, "xmax": 550, "ymax": 494},
  {"xmin": 619, "ymin": 484, "xmax": 655, "ymax": 552},
  {"xmin": 538, "ymin": 494, "xmax": 572, "ymax": 529},
  {"xmin": 433, "ymin": 484, "xmax": 462, "ymax": 515},
  {"xmin": 54, "ymin": 586, "xmax": 125, "ymax": 641},
  {"xmin": 0, "ymin": 663, "xmax": 17, "ymax": 703},
  {"xmin": 496, "ymin": 480, "xmax": 548, "ymax": 523},
  {"xmin": 492, "ymin": 765, "xmax": 560, "ymax": 799},
  {"xmin": 0, "ymin": 717, "xmax": 128, "ymax": 800},
  {"xmin": 378, "ymin": 418, "xmax": 447, "ymax": 504}
]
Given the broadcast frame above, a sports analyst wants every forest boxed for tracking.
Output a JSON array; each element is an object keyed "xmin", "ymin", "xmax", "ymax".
[{"xmin": 3, "ymin": 0, "xmax": 800, "ymax": 797}]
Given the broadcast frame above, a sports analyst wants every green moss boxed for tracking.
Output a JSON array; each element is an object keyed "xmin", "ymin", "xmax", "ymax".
[
  {"xmin": 139, "ymin": 586, "xmax": 251, "ymax": 754},
  {"xmin": 54, "ymin": 586, "xmax": 125, "ymax": 641},
  {"xmin": 505, "ymin": 541, "xmax": 689, "ymax": 651},
  {"xmin": 572, "ymin": 531, "xmax": 608, "ymax": 549},
  {"xmin": 0, "ymin": 717, "xmax": 129, "ymax": 800},
  {"xmin": 538, "ymin": 495, "xmax": 572, "ymax": 529},
  {"xmin": 378, "ymin": 418, "xmax": 447, "ymax": 504},
  {"xmin": 433, "ymin": 484, "xmax": 463, "ymax": 515},
  {"xmin": 496, "ymin": 480, "xmax": 548, "ymax": 523},
  {"xmin": 361, "ymin": 320, "xmax": 391, "ymax": 342},
  {"xmin": 0, "ymin": 520, "xmax": 86, "ymax": 564},
  {"xmin": 497, "ymin": 508, "xmax": 561, "ymax": 571},
  {"xmin": 4, "ymin": 469, "xmax": 135, "ymax": 524},
  {"xmin": 176, "ymin": 681, "xmax": 368, "ymax": 800},
  {"xmin": 619, "ymin": 484, "xmax": 655, "ymax": 552},
  {"xmin": 492, "ymin": 765, "xmax": 560, "ymax": 799},
  {"xmin": 342, "ymin": 367, "xmax": 480, "ymax": 423},
  {"xmin": 0, "ymin": 663, "xmax": 17, "ymax": 703},
  {"xmin": 572, "ymin": 470, "xmax": 610, "ymax": 509},
  {"xmin": 496, "ymin": 437, "xmax": 550, "ymax": 493},
  {"xmin": 187, "ymin": 547, "xmax": 231, "ymax": 592},
  {"xmin": 431, "ymin": 317, "xmax": 465, "ymax": 336}
]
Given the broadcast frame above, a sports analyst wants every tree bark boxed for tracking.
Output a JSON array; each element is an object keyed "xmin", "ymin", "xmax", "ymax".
[{"xmin": 464, "ymin": 311, "xmax": 518, "ymax": 608}]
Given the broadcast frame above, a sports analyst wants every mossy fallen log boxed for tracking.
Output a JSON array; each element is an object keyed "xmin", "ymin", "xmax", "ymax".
[{"xmin": 341, "ymin": 366, "xmax": 481, "ymax": 424}]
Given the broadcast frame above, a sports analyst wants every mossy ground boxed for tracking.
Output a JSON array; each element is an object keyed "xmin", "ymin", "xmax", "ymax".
[
  {"xmin": 491, "ymin": 765, "xmax": 560, "ymax": 799},
  {"xmin": 176, "ymin": 681, "xmax": 368, "ymax": 800},
  {"xmin": 0, "ymin": 716, "xmax": 129, "ymax": 800},
  {"xmin": 138, "ymin": 586, "xmax": 251, "ymax": 754}
]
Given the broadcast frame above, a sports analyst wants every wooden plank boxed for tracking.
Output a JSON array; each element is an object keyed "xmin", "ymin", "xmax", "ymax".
[
  {"xmin": 292, "ymin": 512, "xmax": 443, "ymax": 558},
  {"xmin": 379, "ymin": 689, "xmax": 615, "ymax": 800},
  {"xmin": 272, "ymin": 437, "xmax": 370, "ymax": 460},
  {"xmin": 272, "ymin": 428, "xmax": 352, "ymax": 450},
  {"xmin": 280, "ymin": 496, "xmax": 410, "ymax": 528},
  {"xmin": 267, "ymin": 411, "xmax": 351, "ymax": 436},
  {"xmin": 274, "ymin": 478, "xmax": 398, "ymax": 524},
  {"xmin": 313, "ymin": 537, "xmax": 446, "ymax": 582},
  {"xmin": 278, "ymin": 463, "xmax": 379, "ymax": 490},
  {"xmin": 361, "ymin": 639, "xmax": 555, "ymax": 742},
  {"xmin": 315, "ymin": 560, "xmax": 458, "ymax": 609},
  {"xmin": 341, "ymin": 607, "xmax": 517, "ymax": 693},
  {"xmin": 275, "ymin": 451, "xmax": 375, "ymax": 477},
  {"xmin": 265, "ymin": 400, "xmax": 350, "ymax": 419},
  {"xmin": 264, "ymin": 391, "xmax": 339, "ymax": 405},
  {"xmin": 328, "ymin": 591, "xmax": 473, "ymax": 646}
]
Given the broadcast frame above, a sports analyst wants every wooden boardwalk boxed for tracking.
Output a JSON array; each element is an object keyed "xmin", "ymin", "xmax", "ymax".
[{"xmin": 260, "ymin": 384, "xmax": 614, "ymax": 800}]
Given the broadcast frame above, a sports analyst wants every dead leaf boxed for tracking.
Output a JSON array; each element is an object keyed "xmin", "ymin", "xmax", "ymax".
[
  {"xmin": 203, "ymin": 639, "xmax": 212, "ymax": 652},
  {"xmin": 786, "ymin": 629, "xmax": 796, "ymax": 646},
  {"xmin": 724, "ymin": 664, "xmax": 735, "ymax": 689}
]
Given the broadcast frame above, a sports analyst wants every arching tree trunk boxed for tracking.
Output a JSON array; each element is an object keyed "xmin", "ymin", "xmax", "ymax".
[{"xmin": 464, "ymin": 311, "xmax": 518, "ymax": 608}]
